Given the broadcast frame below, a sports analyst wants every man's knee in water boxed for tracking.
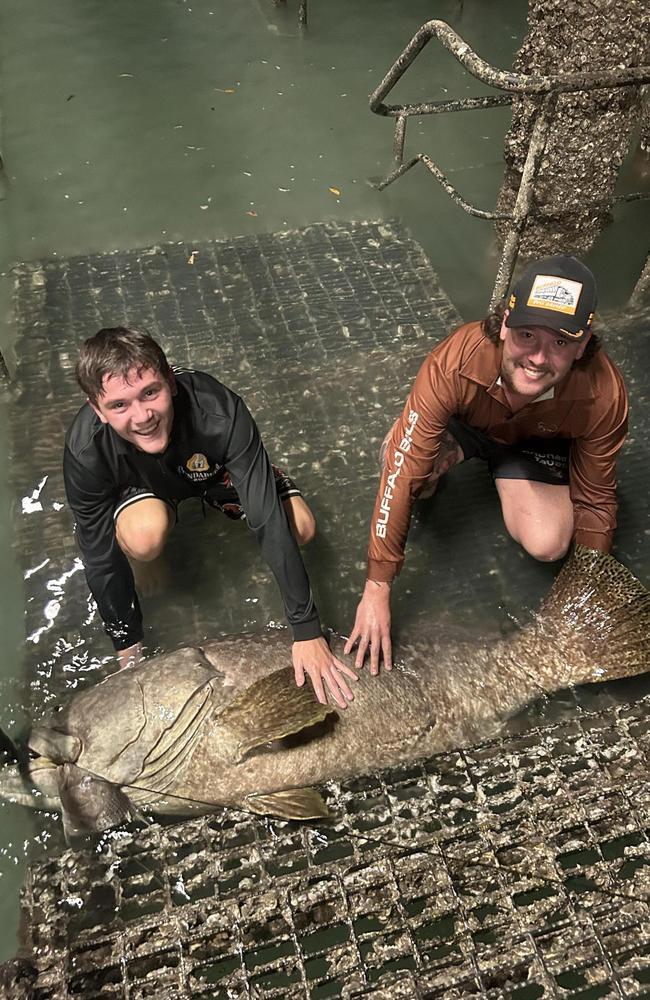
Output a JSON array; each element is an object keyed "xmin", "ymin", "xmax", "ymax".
[
  {"xmin": 498, "ymin": 479, "xmax": 573, "ymax": 563},
  {"xmin": 518, "ymin": 529, "xmax": 572, "ymax": 563},
  {"xmin": 115, "ymin": 499, "xmax": 172, "ymax": 562},
  {"xmin": 503, "ymin": 503, "xmax": 573, "ymax": 561},
  {"xmin": 510, "ymin": 518, "xmax": 573, "ymax": 562}
]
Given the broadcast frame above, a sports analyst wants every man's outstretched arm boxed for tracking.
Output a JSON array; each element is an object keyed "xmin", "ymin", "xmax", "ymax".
[
  {"xmin": 347, "ymin": 349, "xmax": 460, "ymax": 672},
  {"xmin": 222, "ymin": 393, "xmax": 357, "ymax": 706}
]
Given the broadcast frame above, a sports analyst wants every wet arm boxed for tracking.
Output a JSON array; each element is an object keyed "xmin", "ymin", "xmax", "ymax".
[
  {"xmin": 367, "ymin": 355, "xmax": 459, "ymax": 582},
  {"xmin": 223, "ymin": 402, "xmax": 360, "ymax": 706},
  {"xmin": 223, "ymin": 397, "xmax": 321, "ymax": 640},
  {"xmin": 346, "ymin": 355, "xmax": 459, "ymax": 670},
  {"xmin": 63, "ymin": 447, "xmax": 143, "ymax": 651}
]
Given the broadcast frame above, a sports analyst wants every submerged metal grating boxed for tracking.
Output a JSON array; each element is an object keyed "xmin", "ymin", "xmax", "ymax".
[
  {"xmin": 11, "ymin": 692, "xmax": 650, "ymax": 998},
  {"xmin": 3, "ymin": 220, "xmax": 650, "ymax": 997}
]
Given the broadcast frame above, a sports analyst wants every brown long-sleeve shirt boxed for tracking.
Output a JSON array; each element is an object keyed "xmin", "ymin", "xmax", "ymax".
[{"xmin": 368, "ymin": 321, "xmax": 628, "ymax": 582}]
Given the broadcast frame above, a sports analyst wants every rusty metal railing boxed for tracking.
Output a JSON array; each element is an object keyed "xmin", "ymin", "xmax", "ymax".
[{"xmin": 369, "ymin": 20, "xmax": 650, "ymax": 308}]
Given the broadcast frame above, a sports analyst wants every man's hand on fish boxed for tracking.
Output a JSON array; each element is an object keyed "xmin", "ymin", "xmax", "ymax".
[
  {"xmin": 292, "ymin": 636, "xmax": 358, "ymax": 709},
  {"xmin": 117, "ymin": 641, "xmax": 143, "ymax": 670},
  {"xmin": 344, "ymin": 579, "xmax": 393, "ymax": 675}
]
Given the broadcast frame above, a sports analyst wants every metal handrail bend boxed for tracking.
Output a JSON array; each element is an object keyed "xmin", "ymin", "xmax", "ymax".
[{"xmin": 369, "ymin": 20, "xmax": 650, "ymax": 306}]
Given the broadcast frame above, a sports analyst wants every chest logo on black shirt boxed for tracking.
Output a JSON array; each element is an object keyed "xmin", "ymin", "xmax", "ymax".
[
  {"xmin": 180, "ymin": 453, "xmax": 221, "ymax": 482},
  {"xmin": 187, "ymin": 453, "xmax": 209, "ymax": 472}
]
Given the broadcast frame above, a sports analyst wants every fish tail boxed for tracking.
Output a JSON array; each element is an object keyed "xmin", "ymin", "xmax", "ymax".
[{"xmin": 532, "ymin": 544, "xmax": 650, "ymax": 688}]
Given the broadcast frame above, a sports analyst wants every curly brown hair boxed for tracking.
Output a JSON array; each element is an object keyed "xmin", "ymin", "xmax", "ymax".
[{"xmin": 481, "ymin": 301, "xmax": 601, "ymax": 368}]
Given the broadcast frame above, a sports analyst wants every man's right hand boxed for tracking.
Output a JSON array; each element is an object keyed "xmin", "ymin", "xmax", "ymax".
[
  {"xmin": 344, "ymin": 580, "xmax": 392, "ymax": 675},
  {"xmin": 117, "ymin": 642, "xmax": 143, "ymax": 670}
]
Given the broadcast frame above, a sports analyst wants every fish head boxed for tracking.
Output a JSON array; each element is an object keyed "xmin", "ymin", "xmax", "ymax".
[
  {"xmin": 27, "ymin": 756, "xmax": 60, "ymax": 799},
  {"xmin": 59, "ymin": 646, "xmax": 222, "ymax": 786},
  {"xmin": 0, "ymin": 755, "xmax": 137, "ymax": 836}
]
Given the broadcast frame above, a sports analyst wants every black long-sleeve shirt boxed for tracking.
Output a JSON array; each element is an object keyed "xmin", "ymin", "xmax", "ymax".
[{"xmin": 63, "ymin": 369, "xmax": 321, "ymax": 650}]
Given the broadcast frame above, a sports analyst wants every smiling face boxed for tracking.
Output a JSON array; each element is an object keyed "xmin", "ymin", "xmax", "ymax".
[
  {"xmin": 499, "ymin": 312, "xmax": 590, "ymax": 402},
  {"xmin": 90, "ymin": 366, "xmax": 176, "ymax": 453}
]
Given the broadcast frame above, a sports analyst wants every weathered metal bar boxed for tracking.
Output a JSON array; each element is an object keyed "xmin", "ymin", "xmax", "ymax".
[
  {"xmin": 370, "ymin": 19, "xmax": 650, "ymax": 119},
  {"xmin": 392, "ymin": 115, "xmax": 407, "ymax": 168},
  {"xmin": 377, "ymin": 94, "xmax": 512, "ymax": 120},
  {"xmin": 612, "ymin": 190, "xmax": 650, "ymax": 204},
  {"xmin": 491, "ymin": 94, "xmax": 557, "ymax": 308},
  {"xmin": 630, "ymin": 251, "xmax": 650, "ymax": 306},
  {"xmin": 370, "ymin": 16, "xmax": 650, "ymax": 303},
  {"xmin": 375, "ymin": 153, "xmax": 511, "ymax": 221}
]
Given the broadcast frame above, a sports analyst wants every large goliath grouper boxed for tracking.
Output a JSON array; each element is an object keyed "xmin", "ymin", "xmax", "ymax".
[{"xmin": 2, "ymin": 546, "xmax": 649, "ymax": 834}]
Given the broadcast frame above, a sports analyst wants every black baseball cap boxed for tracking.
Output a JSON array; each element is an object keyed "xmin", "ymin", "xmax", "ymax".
[{"xmin": 506, "ymin": 254, "xmax": 597, "ymax": 341}]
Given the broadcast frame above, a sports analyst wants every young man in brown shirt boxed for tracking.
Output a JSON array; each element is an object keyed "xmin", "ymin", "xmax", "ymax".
[{"xmin": 345, "ymin": 254, "xmax": 629, "ymax": 674}]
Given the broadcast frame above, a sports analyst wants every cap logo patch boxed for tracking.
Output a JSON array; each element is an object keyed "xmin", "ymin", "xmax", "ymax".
[{"xmin": 527, "ymin": 274, "xmax": 582, "ymax": 316}]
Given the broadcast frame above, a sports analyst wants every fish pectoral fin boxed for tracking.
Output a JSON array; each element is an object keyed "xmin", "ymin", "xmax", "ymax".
[
  {"xmin": 137, "ymin": 679, "xmax": 215, "ymax": 789},
  {"xmin": 221, "ymin": 667, "xmax": 336, "ymax": 763},
  {"xmin": 244, "ymin": 787, "xmax": 330, "ymax": 820}
]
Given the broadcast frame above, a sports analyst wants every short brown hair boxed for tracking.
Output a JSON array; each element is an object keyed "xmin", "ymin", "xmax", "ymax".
[
  {"xmin": 481, "ymin": 301, "xmax": 601, "ymax": 368},
  {"xmin": 76, "ymin": 327, "xmax": 171, "ymax": 402}
]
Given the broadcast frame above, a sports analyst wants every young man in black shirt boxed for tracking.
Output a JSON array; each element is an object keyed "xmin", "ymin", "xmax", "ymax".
[{"xmin": 64, "ymin": 327, "xmax": 357, "ymax": 708}]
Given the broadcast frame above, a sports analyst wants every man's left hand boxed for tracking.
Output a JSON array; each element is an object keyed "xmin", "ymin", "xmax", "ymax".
[{"xmin": 292, "ymin": 636, "xmax": 358, "ymax": 709}]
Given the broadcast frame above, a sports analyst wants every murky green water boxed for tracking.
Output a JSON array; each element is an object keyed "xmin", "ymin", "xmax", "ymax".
[{"xmin": 0, "ymin": 0, "xmax": 649, "ymax": 965}]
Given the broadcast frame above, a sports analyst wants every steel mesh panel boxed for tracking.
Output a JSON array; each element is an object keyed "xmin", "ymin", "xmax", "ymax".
[{"xmin": 7, "ymin": 694, "xmax": 650, "ymax": 999}]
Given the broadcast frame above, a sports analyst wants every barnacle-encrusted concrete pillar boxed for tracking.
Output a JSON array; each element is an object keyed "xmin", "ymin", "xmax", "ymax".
[{"xmin": 495, "ymin": 0, "xmax": 650, "ymax": 259}]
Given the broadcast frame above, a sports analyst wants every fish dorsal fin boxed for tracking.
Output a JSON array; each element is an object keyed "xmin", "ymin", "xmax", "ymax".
[
  {"xmin": 221, "ymin": 667, "xmax": 336, "ymax": 763},
  {"xmin": 133, "ymin": 679, "xmax": 216, "ymax": 800},
  {"xmin": 244, "ymin": 787, "xmax": 330, "ymax": 820}
]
